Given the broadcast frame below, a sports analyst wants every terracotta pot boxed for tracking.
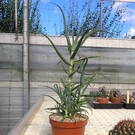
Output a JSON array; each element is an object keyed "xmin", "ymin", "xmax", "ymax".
[
  {"xmin": 97, "ymin": 97, "xmax": 109, "ymax": 104},
  {"xmin": 110, "ymin": 97, "xmax": 122, "ymax": 104},
  {"xmin": 49, "ymin": 114, "xmax": 88, "ymax": 135}
]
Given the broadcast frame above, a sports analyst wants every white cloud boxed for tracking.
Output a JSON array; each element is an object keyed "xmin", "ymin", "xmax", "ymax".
[
  {"xmin": 54, "ymin": 7, "xmax": 58, "ymax": 14},
  {"xmin": 123, "ymin": 28, "xmax": 135, "ymax": 38},
  {"xmin": 112, "ymin": 2, "xmax": 135, "ymax": 25},
  {"xmin": 121, "ymin": 8, "xmax": 135, "ymax": 23},
  {"xmin": 41, "ymin": 0, "xmax": 51, "ymax": 4},
  {"xmin": 113, "ymin": 2, "xmax": 126, "ymax": 10},
  {"xmin": 129, "ymin": 28, "xmax": 135, "ymax": 35}
]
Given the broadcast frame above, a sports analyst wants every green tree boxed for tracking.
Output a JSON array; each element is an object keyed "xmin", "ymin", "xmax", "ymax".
[
  {"xmin": 63, "ymin": 0, "xmax": 127, "ymax": 38},
  {"xmin": 0, "ymin": 0, "xmax": 44, "ymax": 34},
  {"xmin": 131, "ymin": 36, "xmax": 135, "ymax": 39}
]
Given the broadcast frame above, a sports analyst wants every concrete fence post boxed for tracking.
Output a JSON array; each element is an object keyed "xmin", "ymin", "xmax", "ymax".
[{"xmin": 23, "ymin": 0, "xmax": 30, "ymax": 114}]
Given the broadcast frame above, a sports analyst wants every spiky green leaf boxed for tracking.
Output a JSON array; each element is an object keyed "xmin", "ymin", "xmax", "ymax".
[
  {"xmin": 43, "ymin": 34, "xmax": 70, "ymax": 65},
  {"xmin": 51, "ymin": 3, "xmax": 72, "ymax": 53},
  {"xmin": 75, "ymin": 3, "xmax": 90, "ymax": 42},
  {"xmin": 70, "ymin": 30, "xmax": 89, "ymax": 59}
]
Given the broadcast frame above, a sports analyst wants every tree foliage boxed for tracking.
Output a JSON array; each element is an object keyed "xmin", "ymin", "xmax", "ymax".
[
  {"xmin": 63, "ymin": 0, "xmax": 127, "ymax": 38},
  {"xmin": 131, "ymin": 36, "xmax": 135, "ymax": 39},
  {"xmin": 0, "ymin": 0, "xmax": 43, "ymax": 34}
]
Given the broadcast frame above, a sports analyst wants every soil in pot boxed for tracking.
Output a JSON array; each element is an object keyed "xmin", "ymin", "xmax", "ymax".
[
  {"xmin": 97, "ymin": 97, "xmax": 109, "ymax": 104},
  {"xmin": 49, "ymin": 114, "xmax": 88, "ymax": 135},
  {"xmin": 110, "ymin": 97, "xmax": 122, "ymax": 104}
]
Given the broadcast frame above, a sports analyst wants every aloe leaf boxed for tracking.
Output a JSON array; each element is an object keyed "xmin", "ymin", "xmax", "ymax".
[
  {"xmin": 60, "ymin": 78, "xmax": 66, "ymax": 87},
  {"xmin": 81, "ymin": 28, "xmax": 97, "ymax": 45},
  {"xmin": 82, "ymin": 75, "xmax": 96, "ymax": 88},
  {"xmin": 76, "ymin": 108, "xmax": 89, "ymax": 115},
  {"xmin": 61, "ymin": 62, "xmax": 68, "ymax": 74},
  {"xmin": 44, "ymin": 85, "xmax": 59, "ymax": 94},
  {"xmin": 71, "ymin": 28, "xmax": 99, "ymax": 59},
  {"xmin": 80, "ymin": 58, "xmax": 88, "ymax": 85},
  {"xmin": 57, "ymin": 115, "xmax": 73, "ymax": 126},
  {"xmin": 97, "ymin": 72, "xmax": 111, "ymax": 84},
  {"xmin": 72, "ymin": 28, "xmax": 75, "ymax": 44},
  {"xmin": 71, "ymin": 85, "xmax": 80, "ymax": 92},
  {"xmin": 70, "ymin": 30, "xmax": 89, "ymax": 59},
  {"xmin": 43, "ymin": 34, "xmax": 70, "ymax": 65},
  {"xmin": 81, "ymin": 85, "xmax": 89, "ymax": 94},
  {"xmin": 82, "ymin": 105, "xmax": 92, "ymax": 113},
  {"xmin": 74, "ymin": 56, "xmax": 99, "ymax": 64},
  {"xmin": 81, "ymin": 28, "xmax": 113, "ymax": 46},
  {"xmin": 45, "ymin": 107, "xmax": 59, "ymax": 111},
  {"xmin": 58, "ymin": 61, "xmax": 68, "ymax": 74},
  {"xmin": 46, "ymin": 84, "xmax": 63, "ymax": 97},
  {"xmin": 51, "ymin": 3, "xmax": 71, "ymax": 53},
  {"xmin": 45, "ymin": 85, "xmax": 64, "ymax": 103},
  {"xmin": 75, "ymin": 3, "xmax": 90, "ymax": 42},
  {"xmin": 45, "ymin": 94, "xmax": 63, "ymax": 107},
  {"xmin": 54, "ymin": 85, "xmax": 63, "ymax": 98}
]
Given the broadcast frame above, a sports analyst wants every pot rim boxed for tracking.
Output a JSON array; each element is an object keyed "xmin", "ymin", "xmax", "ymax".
[{"xmin": 49, "ymin": 114, "xmax": 88, "ymax": 128}]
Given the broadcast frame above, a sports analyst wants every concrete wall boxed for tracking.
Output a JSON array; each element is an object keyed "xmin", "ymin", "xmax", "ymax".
[{"xmin": 0, "ymin": 33, "xmax": 135, "ymax": 135}]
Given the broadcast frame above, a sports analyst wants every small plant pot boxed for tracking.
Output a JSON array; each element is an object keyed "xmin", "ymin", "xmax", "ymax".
[
  {"xmin": 49, "ymin": 114, "xmax": 88, "ymax": 135},
  {"xmin": 97, "ymin": 97, "xmax": 109, "ymax": 104},
  {"xmin": 110, "ymin": 97, "xmax": 122, "ymax": 104}
]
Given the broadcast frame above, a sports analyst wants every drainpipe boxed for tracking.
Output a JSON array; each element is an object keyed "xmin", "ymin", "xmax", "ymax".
[{"xmin": 23, "ymin": 0, "xmax": 30, "ymax": 114}]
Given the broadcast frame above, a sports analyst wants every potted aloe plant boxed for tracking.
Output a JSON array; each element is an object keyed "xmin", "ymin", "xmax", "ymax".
[{"xmin": 44, "ymin": 3, "xmax": 98, "ymax": 135}]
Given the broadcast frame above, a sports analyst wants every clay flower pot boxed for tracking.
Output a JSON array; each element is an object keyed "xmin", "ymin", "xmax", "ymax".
[
  {"xmin": 110, "ymin": 97, "xmax": 122, "ymax": 104},
  {"xmin": 49, "ymin": 114, "xmax": 88, "ymax": 135},
  {"xmin": 97, "ymin": 97, "xmax": 109, "ymax": 104}
]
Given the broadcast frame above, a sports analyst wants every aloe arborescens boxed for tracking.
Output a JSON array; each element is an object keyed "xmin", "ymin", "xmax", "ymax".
[{"xmin": 44, "ymin": 3, "xmax": 98, "ymax": 120}]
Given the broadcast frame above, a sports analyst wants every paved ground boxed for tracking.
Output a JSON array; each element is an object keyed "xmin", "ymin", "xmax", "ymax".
[{"xmin": 24, "ymin": 99, "xmax": 135, "ymax": 135}]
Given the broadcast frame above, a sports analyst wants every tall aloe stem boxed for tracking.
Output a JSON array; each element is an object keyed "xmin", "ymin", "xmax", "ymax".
[{"xmin": 69, "ymin": 58, "xmax": 74, "ymax": 91}]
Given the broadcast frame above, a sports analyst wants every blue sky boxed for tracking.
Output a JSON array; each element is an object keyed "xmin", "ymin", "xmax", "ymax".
[{"xmin": 37, "ymin": 0, "xmax": 135, "ymax": 38}]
